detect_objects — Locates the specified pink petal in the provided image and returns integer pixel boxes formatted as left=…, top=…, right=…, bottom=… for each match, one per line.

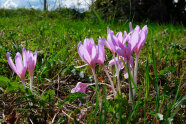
left=84, top=38, right=93, bottom=54
left=22, top=48, right=27, bottom=68
left=109, top=57, right=120, bottom=65
left=107, top=34, right=117, bottom=52
left=77, top=42, right=84, bottom=60
left=27, top=55, right=35, bottom=76
left=142, top=25, right=148, bottom=34
left=129, top=22, right=133, bottom=32
left=116, top=32, right=123, bottom=42
left=134, top=25, right=140, bottom=31
left=107, top=27, right=114, bottom=35
left=89, top=38, right=95, bottom=45
left=134, top=26, right=148, bottom=54
left=97, top=41, right=105, bottom=65
left=129, top=30, right=139, bottom=52
left=91, top=45, right=98, bottom=64
left=15, top=52, right=26, bottom=81
left=123, top=31, right=128, bottom=43
left=7, top=52, right=17, bottom=73
left=115, top=46, right=126, bottom=57
left=15, top=52, right=24, bottom=75
left=98, top=37, right=106, bottom=46
left=33, top=50, right=37, bottom=66
left=82, top=46, right=91, bottom=65
left=71, top=82, right=88, bottom=94
left=78, top=42, right=89, bottom=64
left=100, top=37, right=114, bottom=53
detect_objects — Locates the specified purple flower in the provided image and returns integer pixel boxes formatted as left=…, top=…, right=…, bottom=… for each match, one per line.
left=114, top=29, right=140, bottom=60
left=71, top=82, right=89, bottom=94
left=134, top=25, right=148, bottom=55
left=100, top=27, right=138, bottom=61
left=25, top=49, right=37, bottom=77
left=78, top=38, right=99, bottom=68
left=7, top=49, right=27, bottom=82
left=128, top=22, right=148, bottom=55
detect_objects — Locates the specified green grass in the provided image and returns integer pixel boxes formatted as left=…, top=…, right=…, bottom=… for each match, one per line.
left=0, top=9, right=185, bottom=123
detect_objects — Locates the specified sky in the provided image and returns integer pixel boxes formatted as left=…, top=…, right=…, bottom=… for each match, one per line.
left=0, top=0, right=92, bottom=11
left=0, top=0, right=180, bottom=11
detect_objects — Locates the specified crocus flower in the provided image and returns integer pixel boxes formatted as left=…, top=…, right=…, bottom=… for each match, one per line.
left=131, top=24, right=148, bottom=98
left=25, top=49, right=37, bottom=77
left=104, top=26, right=139, bottom=101
left=24, top=48, right=37, bottom=90
left=78, top=38, right=99, bottom=91
left=77, top=38, right=99, bottom=69
left=7, top=49, right=27, bottom=88
left=71, top=82, right=89, bottom=94
left=134, top=25, right=148, bottom=55
left=101, top=28, right=128, bottom=94
left=114, top=28, right=140, bottom=60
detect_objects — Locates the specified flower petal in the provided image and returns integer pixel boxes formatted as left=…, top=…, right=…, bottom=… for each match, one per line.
left=15, top=52, right=24, bottom=75
left=97, top=40, right=105, bottom=65
left=7, top=52, right=17, bottom=73
left=71, top=82, right=88, bottom=94
left=91, top=45, right=98, bottom=63
left=109, top=56, right=120, bottom=65
left=142, top=25, right=148, bottom=34
left=116, top=32, right=123, bottom=42
left=22, top=48, right=27, bottom=68
left=115, top=46, right=126, bottom=57
left=33, top=50, right=37, bottom=66
left=82, top=46, right=91, bottom=64
left=107, top=27, right=114, bottom=35
left=129, top=30, right=140, bottom=52
left=78, top=42, right=88, bottom=64
left=129, top=22, right=133, bottom=32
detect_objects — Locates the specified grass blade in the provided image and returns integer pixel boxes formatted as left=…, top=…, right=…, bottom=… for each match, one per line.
left=144, top=55, right=149, bottom=123
left=151, top=45, right=160, bottom=113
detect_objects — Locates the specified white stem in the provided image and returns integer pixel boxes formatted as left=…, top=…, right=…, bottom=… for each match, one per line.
left=113, top=53, right=121, bottom=94
left=22, top=79, right=26, bottom=89
left=30, top=76, right=33, bottom=91
left=134, top=54, right=139, bottom=97
left=102, top=66, right=117, bottom=96
left=91, top=67, right=98, bottom=92
left=128, top=60, right=133, bottom=104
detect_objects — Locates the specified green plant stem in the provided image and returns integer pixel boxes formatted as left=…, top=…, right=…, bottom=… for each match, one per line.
left=102, top=66, right=117, bottom=96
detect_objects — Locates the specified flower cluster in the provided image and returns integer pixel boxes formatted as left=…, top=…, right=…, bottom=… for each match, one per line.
left=72, top=22, right=148, bottom=102
left=7, top=48, right=37, bottom=90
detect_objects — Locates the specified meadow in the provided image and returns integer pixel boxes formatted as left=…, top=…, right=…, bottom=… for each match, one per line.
left=0, top=9, right=185, bottom=123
